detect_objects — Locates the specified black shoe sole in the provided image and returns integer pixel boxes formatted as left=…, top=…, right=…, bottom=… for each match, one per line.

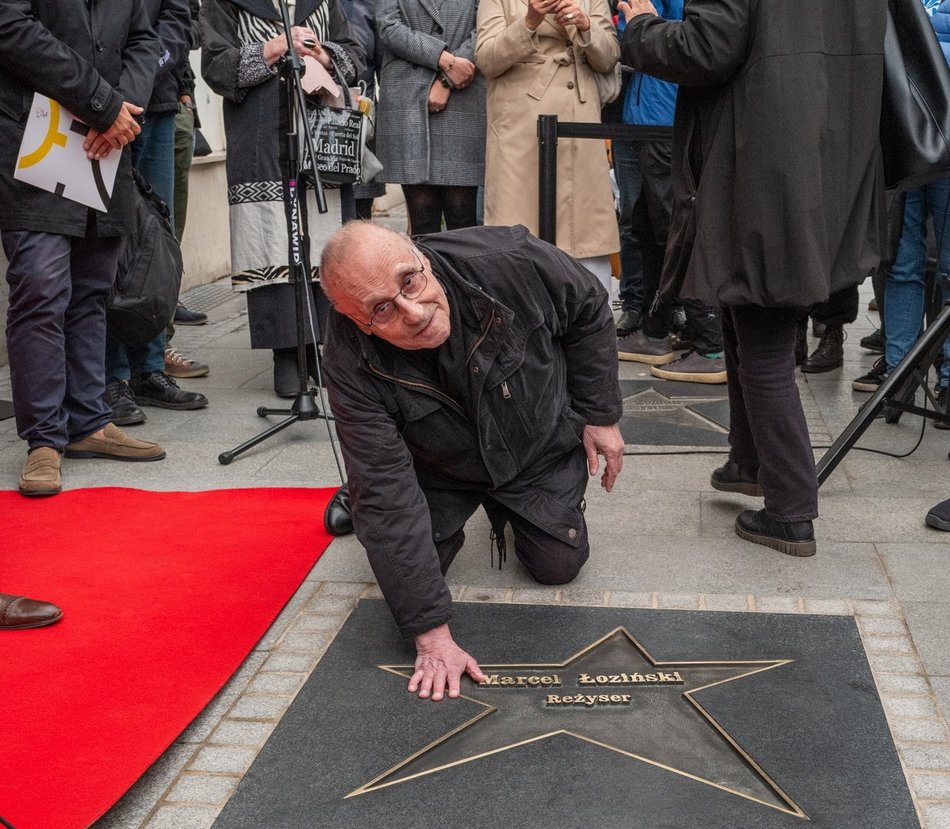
left=711, top=476, right=764, bottom=497
left=800, top=361, right=843, bottom=374
left=925, top=513, right=950, bottom=531
left=110, top=410, right=146, bottom=426
left=735, top=518, right=816, bottom=557
left=135, top=397, right=207, bottom=410
left=173, top=318, right=208, bottom=326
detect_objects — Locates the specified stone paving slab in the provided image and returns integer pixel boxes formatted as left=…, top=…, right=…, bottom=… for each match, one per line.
left=95, top=586, right=950, bottom=828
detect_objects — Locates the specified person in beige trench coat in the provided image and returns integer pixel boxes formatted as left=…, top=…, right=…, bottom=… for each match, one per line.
left=476, top=0, right=620, bottom=289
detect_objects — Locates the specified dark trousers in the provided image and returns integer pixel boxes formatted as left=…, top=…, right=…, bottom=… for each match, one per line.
left=435, top=497, right=589, bottom=585
left=810, top=284, right=859, bottom=327
left=722, top=305, right=818, bottom=521
left=429, top=448, right=590, bottom=585
left=612, top=138, right=643, bottom=313
left=635, top=139, right=722, bottom=353
left=3, top=225, right=119, bottom=450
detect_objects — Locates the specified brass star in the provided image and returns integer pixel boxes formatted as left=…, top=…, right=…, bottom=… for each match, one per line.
left=348, top=627, right=806, bottom=819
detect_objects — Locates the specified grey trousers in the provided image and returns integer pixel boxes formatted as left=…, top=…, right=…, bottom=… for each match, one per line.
left=2, top=225, right=119, bottom=450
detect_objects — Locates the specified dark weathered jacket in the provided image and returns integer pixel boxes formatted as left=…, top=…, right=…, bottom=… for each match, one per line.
left=141, top=0, right=193, bottom=114
left=323, top=225, right=623, bottom=637
left=0, top=0, right=159, bottom=236
left=623, top=0, right=887, bottom=308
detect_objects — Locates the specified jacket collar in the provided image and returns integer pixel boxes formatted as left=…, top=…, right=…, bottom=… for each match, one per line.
left=226, top=0, right=323, bottom=22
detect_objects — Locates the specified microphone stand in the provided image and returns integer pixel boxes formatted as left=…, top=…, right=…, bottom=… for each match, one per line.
left=219, top=0, right=342, bottom=476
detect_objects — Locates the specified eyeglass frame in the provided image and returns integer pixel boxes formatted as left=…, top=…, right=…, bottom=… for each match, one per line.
left=359, top=246, right=430, bottom=330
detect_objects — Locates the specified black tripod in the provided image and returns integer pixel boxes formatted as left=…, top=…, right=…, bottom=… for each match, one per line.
left=816, top=300, right=950, bottom=485
left=219, top=3, right=340, bottom=470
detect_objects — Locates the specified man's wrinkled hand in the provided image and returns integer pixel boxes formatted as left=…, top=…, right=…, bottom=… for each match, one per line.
left=409, top=623, right=485, bottom=701
left=582, top=423, right=624, bottom=492
left=617, top=0, right=658, bottom=23
left=84, top=101, right=143, bottom=160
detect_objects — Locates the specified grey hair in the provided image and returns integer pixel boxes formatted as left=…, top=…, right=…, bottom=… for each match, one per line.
left=320, top=220, right=410, bottom=306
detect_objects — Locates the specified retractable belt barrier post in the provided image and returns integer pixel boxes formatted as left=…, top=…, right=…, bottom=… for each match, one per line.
left=536, top=114, right=672, bottom=244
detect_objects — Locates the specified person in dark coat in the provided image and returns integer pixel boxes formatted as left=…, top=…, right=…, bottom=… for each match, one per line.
left=104, top=0, right=209, bottom=424
left=320, top=221, right=624, bottom=701
left=200, top=0, right=365, bottom=397
left=618, top=0, right=887, bottom=556
left=0, top=0, right=166, bottom=496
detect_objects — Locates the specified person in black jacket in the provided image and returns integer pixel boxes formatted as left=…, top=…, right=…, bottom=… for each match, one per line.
left=619, top=0, right=886, bottom=557
left=321, top=221, right=624, bottom=702
left=0, top=0, right=165, bottom=496
left=103, top=0, right=209, bottom=424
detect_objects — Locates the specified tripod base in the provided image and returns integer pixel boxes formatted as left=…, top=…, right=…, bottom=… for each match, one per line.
left=816, top=302, right=950, bottom=486
left=218, top=389, right=333, bottom=465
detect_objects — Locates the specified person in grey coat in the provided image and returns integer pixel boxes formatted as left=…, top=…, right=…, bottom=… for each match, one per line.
left=619, top=0, right=887, bottom=556
left=321, top=221, right=624, bottom=701
left=375, top=0, right=486, bottom=233
left=0, top=0, right=166, bottom=496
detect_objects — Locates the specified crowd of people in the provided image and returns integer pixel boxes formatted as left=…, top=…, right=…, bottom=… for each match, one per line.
left=2, top=0, right=949, bottom=656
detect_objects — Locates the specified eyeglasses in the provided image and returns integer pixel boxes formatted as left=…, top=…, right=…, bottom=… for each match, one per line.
left=365, top=248, right=429, bottom=329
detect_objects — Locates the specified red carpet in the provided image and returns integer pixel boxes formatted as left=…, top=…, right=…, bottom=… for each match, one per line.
left=0, top=487, right=336, bottom=829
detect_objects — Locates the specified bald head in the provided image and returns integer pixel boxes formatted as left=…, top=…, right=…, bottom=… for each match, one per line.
left=320, top=220, right=410, bottom=307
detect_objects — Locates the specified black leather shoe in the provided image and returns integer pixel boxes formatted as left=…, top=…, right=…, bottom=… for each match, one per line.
left=710, top=461, right=763, bottom=497
left=801, top=325, right=844, bottom=373
left=735, top=509, right=816, bottom=557
left=324, top=483, right=353, bottom=536
left=104, top=379, right=146, bottom=426
left=616, top=309, right=642, bottom=337
left=174, top=303, right=208, bottom=325
left=132, top=372, right=208, bottom=410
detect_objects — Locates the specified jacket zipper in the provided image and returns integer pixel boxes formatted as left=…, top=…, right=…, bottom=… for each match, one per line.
left=367, top=364, right=468, bottom=419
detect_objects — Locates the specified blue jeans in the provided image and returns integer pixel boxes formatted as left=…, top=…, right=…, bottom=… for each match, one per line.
left=105, top=113, right=177, bottom=380
left=612, top=139, right=643, bottom=312
left=884, top=177, right=950, bottom=387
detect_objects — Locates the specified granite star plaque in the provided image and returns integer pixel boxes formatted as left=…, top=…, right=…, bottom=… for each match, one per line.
left=213, top=602, right=919, bottom=828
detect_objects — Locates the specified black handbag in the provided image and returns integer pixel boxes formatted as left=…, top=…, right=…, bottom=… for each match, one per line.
left=880, top=0, right=950, bottom=191
left=107, top=171, right=183, bottom=345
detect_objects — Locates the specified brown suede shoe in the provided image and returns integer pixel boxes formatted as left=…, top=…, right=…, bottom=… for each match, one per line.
left=64, top=422, right=165, bottom=462
left=18, top=446, right=62, bottom=496
left=0, top=592, right=62, bottom=629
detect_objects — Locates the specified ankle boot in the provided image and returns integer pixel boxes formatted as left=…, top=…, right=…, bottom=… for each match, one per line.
left=801, top=325, right=844, bottom=373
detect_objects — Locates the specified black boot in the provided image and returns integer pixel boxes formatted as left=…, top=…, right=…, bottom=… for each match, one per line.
left=801, top=325, right=844, bottom=373
left=735, top=509, right=816, bottom=557
left=710, top=461, right=763, bottom=497
left=324, top=483, right=353, bottom=536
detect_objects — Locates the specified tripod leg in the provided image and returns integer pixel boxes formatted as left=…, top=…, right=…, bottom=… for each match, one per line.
left=218, top=413, right=301, bottom=464
left=817, top=302, right=950, bottom=485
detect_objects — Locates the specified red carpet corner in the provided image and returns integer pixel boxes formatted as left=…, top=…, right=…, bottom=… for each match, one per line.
left=0, top=487, right=337, bottom=829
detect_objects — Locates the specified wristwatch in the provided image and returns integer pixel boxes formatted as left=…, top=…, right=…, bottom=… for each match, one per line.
left=438, top=72, right=454, bottom=90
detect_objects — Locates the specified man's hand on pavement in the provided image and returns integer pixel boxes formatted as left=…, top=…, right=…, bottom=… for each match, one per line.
left=583, top=423, right=624, bottom=492
left=410, top=623, right=485, bottom=700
